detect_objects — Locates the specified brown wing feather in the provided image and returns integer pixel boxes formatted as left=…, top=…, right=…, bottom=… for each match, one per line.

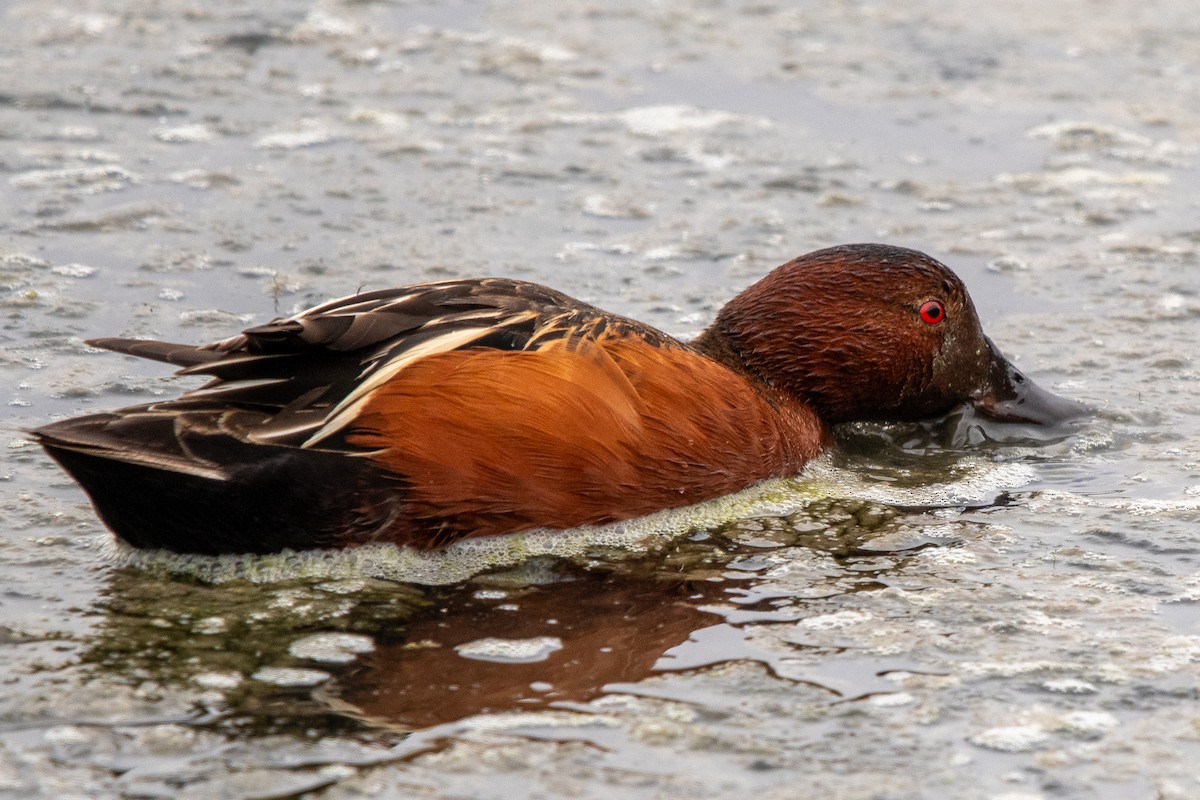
left=80, top=279, right=636, bottom=451
left=345, top=335, right=824, bottom=546
left=86, top=338, right=223, bottom=368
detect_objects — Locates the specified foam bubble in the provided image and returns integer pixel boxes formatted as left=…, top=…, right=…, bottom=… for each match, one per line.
left=250, top=667, right=331, bottom=687
left=192, top=671, right=244, bottom=690
left=968, top=724, right=1050, bottom=753
left=106, top=454, right=1037, bottom=586
left=455, top=636, right=563, bottom=663
left=288, top=633, right=375, bottom=664
left=802, top=458, right=1037, bottom=507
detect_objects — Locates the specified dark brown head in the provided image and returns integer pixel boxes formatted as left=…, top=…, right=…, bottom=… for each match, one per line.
left=693, top=244, right=1082, bottom=426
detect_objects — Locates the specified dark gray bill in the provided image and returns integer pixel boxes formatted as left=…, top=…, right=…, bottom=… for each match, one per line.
left=971, top=338, right=1088, bottom=426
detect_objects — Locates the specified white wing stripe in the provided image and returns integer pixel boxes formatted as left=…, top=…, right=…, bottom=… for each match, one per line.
left=179, top=377, right=290, bottom=399
left=302, top=326, right=493, bottom=447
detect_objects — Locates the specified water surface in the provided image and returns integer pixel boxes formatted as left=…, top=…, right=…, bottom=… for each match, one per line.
left=2, top=2, right=1199, bottom=798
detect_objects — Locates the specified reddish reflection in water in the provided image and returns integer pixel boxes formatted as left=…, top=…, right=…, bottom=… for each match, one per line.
left=338, top=573, right=734, bottom=729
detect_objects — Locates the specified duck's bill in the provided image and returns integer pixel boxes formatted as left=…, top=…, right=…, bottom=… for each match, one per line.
left=971, top=338, right=1088, bottom=426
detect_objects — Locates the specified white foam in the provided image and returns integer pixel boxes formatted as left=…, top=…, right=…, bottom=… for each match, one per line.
left=802, top=458, right=1037, bottom=507
left=455, top=636, right=563, bottom=663
left=105, top=455, right=1037, bottom=586
left=968, top=724, right=1049, bottom=753
left=250, top=667, right=331, bottom=687
left=288, top=633, right=375, bottom=664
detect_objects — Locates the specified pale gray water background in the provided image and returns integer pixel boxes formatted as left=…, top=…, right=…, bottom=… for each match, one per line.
left=2, top=1, right=1199, bottom=798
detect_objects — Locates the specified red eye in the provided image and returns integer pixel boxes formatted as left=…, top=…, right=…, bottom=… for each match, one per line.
left=919, top=300, right=945, bottom=325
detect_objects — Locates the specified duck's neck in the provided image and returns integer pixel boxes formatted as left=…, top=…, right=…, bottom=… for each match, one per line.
left=691, top=322, right=777, bottom=396
left=692, top=321, right=833, bottom=456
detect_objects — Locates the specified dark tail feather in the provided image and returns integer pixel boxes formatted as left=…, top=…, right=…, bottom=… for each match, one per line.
left=86, top=337, right=223, bottom=368
left=32, top=413, right=399, bottom=555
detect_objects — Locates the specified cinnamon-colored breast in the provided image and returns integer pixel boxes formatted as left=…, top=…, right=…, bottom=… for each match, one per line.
left=345, top=335, right=824, bottom=547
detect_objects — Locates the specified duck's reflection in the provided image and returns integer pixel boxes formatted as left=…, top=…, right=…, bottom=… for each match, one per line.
left=338, top=571, right=733, bottom=729
left=88, top=560, right=777, bottom=731
left=90, top=502, right=947, bottom=733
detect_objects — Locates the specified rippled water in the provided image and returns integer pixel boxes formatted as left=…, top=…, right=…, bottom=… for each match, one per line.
left=2, top=2, right=1199, bottom=798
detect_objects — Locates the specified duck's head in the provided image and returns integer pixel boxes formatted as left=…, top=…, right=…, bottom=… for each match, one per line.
left=695, top=243, right=1083, bottom=426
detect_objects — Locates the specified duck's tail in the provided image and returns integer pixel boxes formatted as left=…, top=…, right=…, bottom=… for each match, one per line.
left=32, top=410, right=400, bottom=555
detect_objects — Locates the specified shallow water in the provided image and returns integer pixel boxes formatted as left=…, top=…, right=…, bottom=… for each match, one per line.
left=2, top=1, right=1199, bottom=798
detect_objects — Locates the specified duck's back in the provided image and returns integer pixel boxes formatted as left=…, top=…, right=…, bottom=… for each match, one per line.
left=34, top=279, right=822, bottom=553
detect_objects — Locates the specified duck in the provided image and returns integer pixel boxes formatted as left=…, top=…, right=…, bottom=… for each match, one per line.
left=33, top=244, right=1082, bottom=555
